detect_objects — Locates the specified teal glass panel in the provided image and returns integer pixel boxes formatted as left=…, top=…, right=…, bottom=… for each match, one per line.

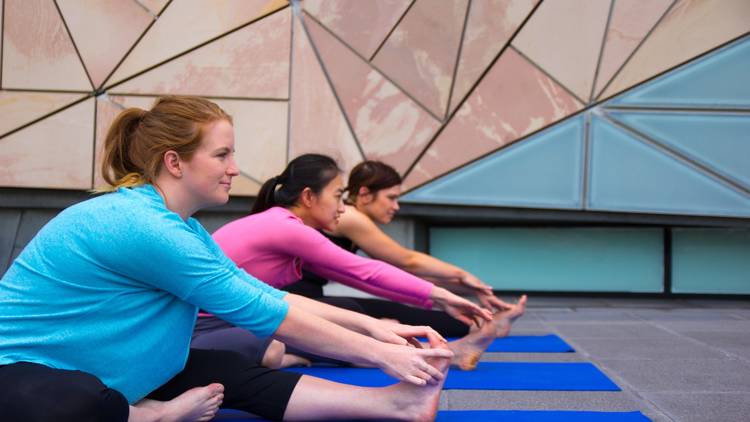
left=430, top=227, right=663, bottom=293
left=672, top=229, right=750, bottom=294
left=402, top=116, right=584, bottom=209
left=588, top=115, right=750, bottom=217
left=609, top=112, right=750, bottom=189
left=610, top=36, right=750, bottom=108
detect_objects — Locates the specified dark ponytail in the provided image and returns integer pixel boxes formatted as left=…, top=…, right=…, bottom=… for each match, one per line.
left=346, top=160, right=402, bottom=203
left=252, top=154, right=341, bottom=214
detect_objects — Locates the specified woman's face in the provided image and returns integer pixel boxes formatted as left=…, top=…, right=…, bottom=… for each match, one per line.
left=180, top=119, right=239, bottom=210
left=359, top=185, right=401, bottom=224
left=308, top=174, right=346, bottom=231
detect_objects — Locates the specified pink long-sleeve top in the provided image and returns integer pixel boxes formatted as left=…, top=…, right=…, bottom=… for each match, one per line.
left=212, top=207, right=434, bottom=309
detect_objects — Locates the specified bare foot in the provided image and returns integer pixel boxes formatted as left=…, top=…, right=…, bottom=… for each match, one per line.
left=132, top=383, right=224, bottom=422
left=448, top=295, right=528, bottom=370
left=280, top=353, right=312, bottom=368
left=389, top=335, right=450, bottom=421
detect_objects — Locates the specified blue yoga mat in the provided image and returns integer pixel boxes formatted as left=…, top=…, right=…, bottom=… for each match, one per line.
left=286, top=362, right=620, bottom=391
left=435, top=410, right=651, bottom=421
left=214, top=409, right=650, bottom=421
left=415, top=334, right=574, bottom=353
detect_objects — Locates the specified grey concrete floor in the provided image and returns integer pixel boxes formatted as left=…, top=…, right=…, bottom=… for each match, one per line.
left=450, top=296, right=750, bottom=422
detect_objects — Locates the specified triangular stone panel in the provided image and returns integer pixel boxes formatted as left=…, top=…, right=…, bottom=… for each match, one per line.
left=2, top=0, right=91, bottom=91
left=111, top=8, right=291, bottom=99
left=372, top=0, right=468, bottom=118
left=588, top=115, right=750, bottom=217
left=57, top=0, right=155, bottom=88
left=449, top=0, right=539, bottom=114
left=0, top=98, right=95, bottom=189
left=512, top=0, right=610, bottom=103
left=1, top=91, right=85, bottom=138
left=609, top=112, right=750, bottom=190
left=231, top=174, right=262, bottom=196
left=304, top=14, right=440, bottom=175
left=303, top=0, right=411, bottom=60
left=592, top=0, right=672, bottom=100
left=402, top=115, right=584, bottom=209
left=404, top=48, right=582, bottom=192
left=288, top=17, right=363, bottom=174
left=609, top=36, right=750, bottom=108
left=107, top=0, right=288, bottom=87
left=602, top=0, right=750, bottom=100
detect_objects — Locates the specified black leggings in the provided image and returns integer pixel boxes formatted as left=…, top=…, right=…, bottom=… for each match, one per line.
left=0, top=349, right=301, bottom=422
left=283, top=279, right=470, bottom=337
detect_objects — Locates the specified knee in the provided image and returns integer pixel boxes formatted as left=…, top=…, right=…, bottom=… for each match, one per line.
left=261, top=340, right=286, bottom=369
left=62, top=372, right=129, bottom=422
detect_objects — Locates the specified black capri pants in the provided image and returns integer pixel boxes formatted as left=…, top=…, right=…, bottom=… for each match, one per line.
left=0, top=348, right=302, bottom=422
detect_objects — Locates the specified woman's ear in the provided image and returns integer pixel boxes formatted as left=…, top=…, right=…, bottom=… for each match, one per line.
left=163, top=150, right=183, bottom=178
left=358, top=186, right=373, bottom=204
left=299, top=187, right=315, bottom=208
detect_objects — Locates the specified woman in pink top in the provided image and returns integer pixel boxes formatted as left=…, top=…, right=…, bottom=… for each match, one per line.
left=201, top=154, right=524, bottom=370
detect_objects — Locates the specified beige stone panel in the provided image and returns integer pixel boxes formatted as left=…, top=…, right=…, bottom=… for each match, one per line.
left=111, top=9, right=290, bottom=99
left=139, top=0, right=170, bottom=15
left=289, top=18, right=363, bottom=174
left=230, top=174, right=261, bottom=196
left=107, top=0, right=288, bottom=86
left=2, top=0, right=91, bottom=91
left=403, top=48, right=582, bottom=191
left=57, top=0, right=155, bottom=89
left=0, top=98, right=95, bottom=189
left=372, top=0, right=468, bottom=117
left=602, top=0, right=750, bottom=100
left=93, top=95, right=156, bottom=189
left=0, top=91, right=84, bottom=137
left=450, top=0, right=539, bottom=114
left=305, top=15, right=440, bottom=175
left=592, top=0, right=671, bottom=99
left=513, top=0, right=610, bottom=102
left=303, top=0, right=411, bottom=59
left=213, top=99, right=288, bottom=184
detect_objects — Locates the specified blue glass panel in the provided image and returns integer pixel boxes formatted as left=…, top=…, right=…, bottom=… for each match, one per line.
left=402, top=116, right=584, bottom=209
left=588, top=115, right=750, bottom=217
left=430, top=227, right=663, bottom=293
left=609, top=112, right=750, bottom=189
left=672, top=229, right=750, bottom=294
left=610, top=36, right=750, bottom=108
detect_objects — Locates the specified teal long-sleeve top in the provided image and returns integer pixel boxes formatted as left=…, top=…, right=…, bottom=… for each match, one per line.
left=0, top=185, right=289, bottom=403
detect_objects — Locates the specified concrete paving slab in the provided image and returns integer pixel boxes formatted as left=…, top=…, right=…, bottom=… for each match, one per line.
left=632, top=309, right=745, bottom=322
left=550, top=323, right=672, bottom=339
left=599, top=358, right=750, bottom=393
left=569, top=337, right=727, bottom=360
left=648, top=320, right=750, bottom=333
left=536, top=309, right=641, bottom=323
left=678, top=331, right=750, bottom=360
left=644, top=392, right=750, bottom=422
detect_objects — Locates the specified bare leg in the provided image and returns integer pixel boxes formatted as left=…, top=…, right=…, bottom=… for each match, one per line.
left=283, top=340, right=450, bottom=421
left=127, top=384, right=224, bottom=422
left=449, top=295, right=527, bottom=370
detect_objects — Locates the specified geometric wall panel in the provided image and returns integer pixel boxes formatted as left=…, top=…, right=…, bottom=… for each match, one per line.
left=288, top=18, right=363, bottom=173
left=304, top=14, right=440, bottom=175
left=106, top=0, right=288, bottom=87
left=449, top=0, right=539, bottom=114
left=372, top=0, right=468, bottom=118
left=404, top=47, right=583, bottom=191
left=138, top=0, right=170, bottom=15
left=110, top=8, right=291, bottom=99
left=303, top=0, right=411, bottom=60
left=608, top=112, right=750, bottom=190
left=610, top=35, right=750, bottom=108
left=0, top=98, right=95, bottom=189
left=2, top=0, right=91, bottom=91
left=512, top=0, right=611, bottom=103
left=402, top=115, right=584, bottom=210
left=57, top=0, right=155, bottom=89
left=588, top=114, right=750, bottom=218
left=601, top=0, right=750, bottom=101
left=230, top=174, right=262, bottom=196
left=0, top=91, right=84, bottom=137
left=592, top=0, right=672, bottom=100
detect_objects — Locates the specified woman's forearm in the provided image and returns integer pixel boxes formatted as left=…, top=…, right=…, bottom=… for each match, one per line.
left=284, top=293, right=379, bottom=336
